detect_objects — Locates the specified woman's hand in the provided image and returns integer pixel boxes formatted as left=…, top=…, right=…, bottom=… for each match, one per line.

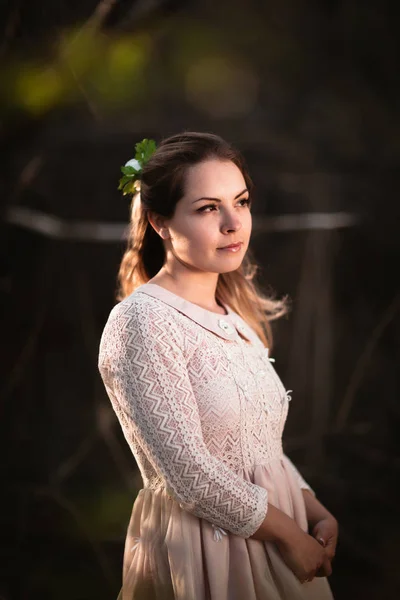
left=301, top=489, right=339, bottom=578
left=276, top=529, right=332, bottom=584
left=312, top=515, right=338, bottom=574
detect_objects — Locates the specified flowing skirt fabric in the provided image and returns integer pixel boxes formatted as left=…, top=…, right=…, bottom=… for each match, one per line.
left=118, top=456, right=334, bottom=600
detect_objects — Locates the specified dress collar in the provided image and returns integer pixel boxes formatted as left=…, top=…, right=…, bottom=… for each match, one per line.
left=133, top=282, right=251, bottom=342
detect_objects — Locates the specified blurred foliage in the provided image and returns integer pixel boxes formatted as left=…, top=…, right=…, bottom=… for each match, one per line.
left=2, top=28, right=152, bottom=115
left=0, top=0, right=398, bottom=165
left=185, top=56, right=259, bottom=118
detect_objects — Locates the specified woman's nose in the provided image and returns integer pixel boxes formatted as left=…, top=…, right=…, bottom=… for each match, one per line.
left=221, top=211, right=242, bottom=233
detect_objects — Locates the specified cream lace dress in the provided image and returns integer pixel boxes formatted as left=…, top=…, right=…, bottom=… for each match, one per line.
left=98, top=283, right=334, bottom=600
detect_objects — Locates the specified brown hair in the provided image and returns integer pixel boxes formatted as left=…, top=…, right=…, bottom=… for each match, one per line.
left=117, top=131, right=288, bottom=348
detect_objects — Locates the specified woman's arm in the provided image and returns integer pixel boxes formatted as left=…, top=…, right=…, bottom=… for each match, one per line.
left=281, top=455, right=338, bottom=572
left=302, top=490, right=338, bottom=564
left=302, top=489, right=334, bottom=527
left=282, top=453, right=316, bottom=496
left=250, top=502, right=332, bottom=583
left=281, top=453, right=335, bottom=530
left=98, top=299, right=268, bottom=539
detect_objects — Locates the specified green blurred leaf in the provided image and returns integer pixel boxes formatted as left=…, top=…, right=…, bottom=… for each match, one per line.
left=134, top=138, right=156, bottom=165
left=88, top=35, right=151, bottom=109
left=122, top=181, right=135, bottom=195
left=120, top=166, right=138, bottom=176
left=58, top=27, right=102, bottom=78
left=13, top=65, right=67, bottom=115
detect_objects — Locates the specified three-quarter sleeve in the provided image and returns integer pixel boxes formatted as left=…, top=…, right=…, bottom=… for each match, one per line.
left=282, top=453, right=316, bottom=497
left=98, top=300, right=268, bottom=538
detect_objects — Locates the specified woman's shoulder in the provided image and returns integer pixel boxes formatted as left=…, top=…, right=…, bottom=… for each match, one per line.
left=98, top=291, right=186, bottom=368
left=102, top=289, right=184, bottom=339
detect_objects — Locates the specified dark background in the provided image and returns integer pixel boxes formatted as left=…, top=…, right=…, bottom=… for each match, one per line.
left=1, top=1, right=399, bottom=598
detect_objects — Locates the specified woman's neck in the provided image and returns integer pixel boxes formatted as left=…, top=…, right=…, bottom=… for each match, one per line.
left=148, top=271, right=225, bottom=314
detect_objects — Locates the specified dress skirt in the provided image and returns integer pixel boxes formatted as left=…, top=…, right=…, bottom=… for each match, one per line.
left=118, top=455, right=334, bottom=600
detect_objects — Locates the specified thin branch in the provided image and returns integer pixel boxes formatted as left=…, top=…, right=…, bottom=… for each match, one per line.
left=35, top=486, right=117, bottom=590
left=5, top=206, right=358, bottom=241
left=334, top=294, right=400, bottom=432
left=50, top=432, right=99, bottom=485
left=86, top=0, right=120, bottom=31
left=75, top=271, right=137, bottom=492
left=0, top=1, right=21, bottom=57
left=6, top=156, right=44, bottom=209
left=0, top=252, right=52, bottom=414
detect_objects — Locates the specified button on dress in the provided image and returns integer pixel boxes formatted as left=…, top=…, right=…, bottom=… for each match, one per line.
left=98, top=283, right=334, bottom=600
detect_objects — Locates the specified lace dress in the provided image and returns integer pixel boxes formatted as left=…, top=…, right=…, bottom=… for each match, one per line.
left=98, top=283, right=334, bottom=600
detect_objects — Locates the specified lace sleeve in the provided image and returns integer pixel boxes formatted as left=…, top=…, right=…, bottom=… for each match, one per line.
left=98, top=300, right=268, bottom=538
left=282, top=454, right=316, bottom=497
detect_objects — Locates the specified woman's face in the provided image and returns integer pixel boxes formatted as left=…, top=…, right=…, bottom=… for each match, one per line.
left=162, top=159, right=252, bottom=274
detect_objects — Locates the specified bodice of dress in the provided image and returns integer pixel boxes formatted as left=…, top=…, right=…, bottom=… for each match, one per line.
left=98, top=283, right=312, bottom=539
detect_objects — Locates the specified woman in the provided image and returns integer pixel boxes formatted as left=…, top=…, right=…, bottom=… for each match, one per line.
left=98, top=132, right=338, bottom=599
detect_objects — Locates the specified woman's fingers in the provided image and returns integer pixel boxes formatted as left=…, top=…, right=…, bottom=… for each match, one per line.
left=324, top=539, right=336, bottom=562
left=315, top=556, right=332, bottom=578
left=322, top=556, right=332, bottom=577
left=303, top=571, right=316, bottom=583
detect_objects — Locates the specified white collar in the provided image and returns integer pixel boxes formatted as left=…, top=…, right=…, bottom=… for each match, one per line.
left=133, top=282, right=251, bottom=342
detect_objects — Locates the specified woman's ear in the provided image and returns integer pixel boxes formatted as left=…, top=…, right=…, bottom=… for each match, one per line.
left=147, top=211, right=170, bottom=239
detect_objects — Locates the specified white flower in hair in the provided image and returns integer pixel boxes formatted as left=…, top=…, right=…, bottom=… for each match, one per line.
left=125, top=158, right=141, bottom=171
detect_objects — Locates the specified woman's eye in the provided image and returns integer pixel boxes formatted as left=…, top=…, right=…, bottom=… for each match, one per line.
left=197, top=204, right=217, bottom=212
left=197, top=198, right=251, bottom=212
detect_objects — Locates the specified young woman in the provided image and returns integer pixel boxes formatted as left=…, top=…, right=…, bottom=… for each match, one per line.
left=98, top=132, right=338, bottom=599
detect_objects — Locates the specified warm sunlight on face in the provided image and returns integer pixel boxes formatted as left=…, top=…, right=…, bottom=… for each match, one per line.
left=164, top=159, right=252, bottom=274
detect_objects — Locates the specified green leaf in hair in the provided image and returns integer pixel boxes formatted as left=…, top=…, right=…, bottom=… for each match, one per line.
left=118, top=138, right=157, bottom=196
left=134, top=139, right=157, bottom=166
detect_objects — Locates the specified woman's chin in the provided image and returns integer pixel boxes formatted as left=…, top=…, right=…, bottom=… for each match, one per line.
left=213, top=257, right=245, bottom=273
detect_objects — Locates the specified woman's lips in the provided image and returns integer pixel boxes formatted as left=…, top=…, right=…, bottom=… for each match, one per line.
left=217, top=242, right=243, bottom=252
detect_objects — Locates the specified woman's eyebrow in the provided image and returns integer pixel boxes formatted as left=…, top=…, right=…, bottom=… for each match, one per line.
left=192, top=187, right=248, bottom=204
